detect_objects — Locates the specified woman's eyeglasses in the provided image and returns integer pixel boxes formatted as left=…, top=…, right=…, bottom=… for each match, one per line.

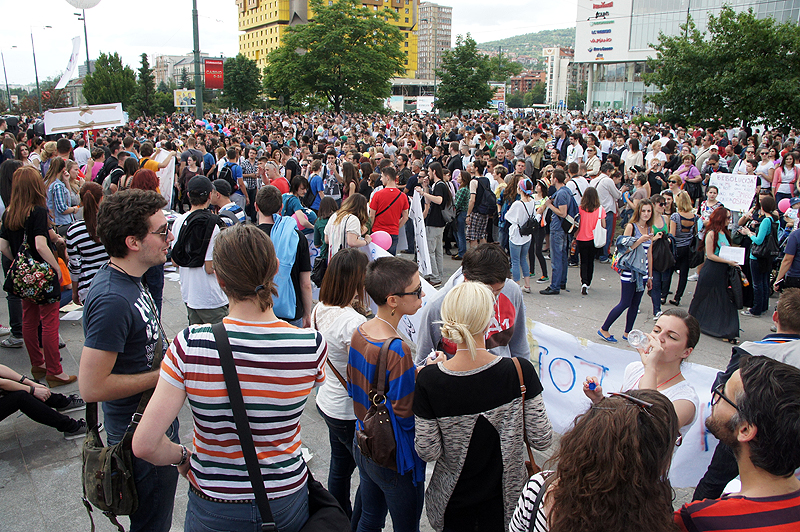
left=392, top=284, right=423, bottom=299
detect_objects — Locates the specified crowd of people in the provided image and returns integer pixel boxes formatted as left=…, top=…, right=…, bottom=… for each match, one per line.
left=0, top=109, right=799, bottom=531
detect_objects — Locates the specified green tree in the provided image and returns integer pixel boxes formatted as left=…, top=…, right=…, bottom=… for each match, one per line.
left=180, top=68, right=188, bottom=89
left=645, top=7, right=800, bottom=128
left=157, top=81, right=169, bottom=94
left=436, top=34, right=494, bottom=114
left=154, top=91, right=176, bottom=115
left=83, top=52, right=137, bottom=109
left=487, top=55, right=523, bottom=82
left=568, top=81, right=587, bottom=111
left=263, top=0, right=404, bottom=113
left=506, top=92, right=524, bottom=109
left=135, top=53, right=157, bottom=117
left=524, top=83, right=546, bottom=106
left=223, top=54, right=262, bottom=110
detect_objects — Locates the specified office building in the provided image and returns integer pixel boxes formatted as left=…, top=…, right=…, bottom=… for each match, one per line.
left=574, top=0, right=800, bottom=111
left=236, top=0, right=419, bottom=78
left=508, top=70, right=546, bottom=95
left=417, top=2, right=451, bottom=81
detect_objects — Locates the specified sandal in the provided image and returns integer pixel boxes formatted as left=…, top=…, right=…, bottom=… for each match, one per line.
left=722, top=338, right=739, bottom=345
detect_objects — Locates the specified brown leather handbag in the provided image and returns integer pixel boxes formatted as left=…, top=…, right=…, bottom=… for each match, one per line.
left=513, top=357, right=542, bottom=477
left=355, top=337, right=399, bottom=471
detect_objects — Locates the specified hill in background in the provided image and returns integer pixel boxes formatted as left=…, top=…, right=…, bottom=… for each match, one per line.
left=477, top=27, right=576, bottom=70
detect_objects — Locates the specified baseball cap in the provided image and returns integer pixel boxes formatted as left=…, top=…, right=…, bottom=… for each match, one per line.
left=790, top=197, right=800, bottom=208
left=187, top=175, right=214, bottom=196
left=212, top=179, right=232, bottom=197
left=710, top=145, right=719, bottom=151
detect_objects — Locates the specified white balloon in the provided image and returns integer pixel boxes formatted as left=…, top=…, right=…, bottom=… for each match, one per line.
left=65, top=0, right=102, bottom=9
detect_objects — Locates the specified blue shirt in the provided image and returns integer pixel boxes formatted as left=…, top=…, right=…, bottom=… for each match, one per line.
left=203, top=152, right=215, bottom=174
left=784, top=230, right=800, bottom=277
left=549, top=186, right=572, bottom=234
left=309, top=173, right=324, bottom=211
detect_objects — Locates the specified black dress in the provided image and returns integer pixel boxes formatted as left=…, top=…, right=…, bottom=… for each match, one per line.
left=688, top=234, right=739, bottom=340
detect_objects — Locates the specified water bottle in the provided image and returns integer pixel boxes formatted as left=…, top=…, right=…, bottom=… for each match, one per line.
left=627, top=329, right=650, bottom=350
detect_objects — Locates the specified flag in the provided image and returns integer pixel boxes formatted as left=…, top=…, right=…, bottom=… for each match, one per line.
left=55, top=37, right=82, bottom=90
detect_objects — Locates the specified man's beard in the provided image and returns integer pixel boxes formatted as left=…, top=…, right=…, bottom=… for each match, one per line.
left=706, top=414, right=740, bottom=452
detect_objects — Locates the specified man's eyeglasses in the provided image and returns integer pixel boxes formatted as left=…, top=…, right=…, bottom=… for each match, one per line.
left=711, top=382, right=740, bottom=411
left=392, top=284, right=423, bottom=299
left=150, top=225, right=170, bottom=241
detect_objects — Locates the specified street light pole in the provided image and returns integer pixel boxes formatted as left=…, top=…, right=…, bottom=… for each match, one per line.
left=75, top=10, right=91, bottom=75
left=1, top=50, right=12, bottom=112
left=192, top=0, right=204, bottom=119
left=31, top=32, right=42, bottom=115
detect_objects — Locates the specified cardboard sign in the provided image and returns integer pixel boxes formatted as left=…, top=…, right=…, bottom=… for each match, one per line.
left=709, top=172, right=758, bottom=213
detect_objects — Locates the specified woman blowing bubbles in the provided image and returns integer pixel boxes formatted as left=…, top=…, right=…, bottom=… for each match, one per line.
left=585, top=308, right=700, bottom=437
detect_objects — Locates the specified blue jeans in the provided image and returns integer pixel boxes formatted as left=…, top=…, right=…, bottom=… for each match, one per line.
left=404, top=219, right=416, bottom=255
left=143, top=264, right=164, bottom=316
left=599, top=210, right=615, bottom=261
left=499, top=224, right=509, bottom=253
left=354, top=446, right=424, bottom=532
left=456, top=211, right=467, bottom=257
left=185, top=482, right=309, bottom=532
left=549, top=229, right=568, bottom=291
left=316, top=406, right=361, bottom=527
left=602, top=280, right=645, bottom=334
left=108, top=419, right=180, bottom=532
left=651, top=269, right=670, bottom=314
left=388, top=234, right=398, bottom=256
left=510, top=241, right=531, bottom=282
left=749, top=257, right=771, bottom=315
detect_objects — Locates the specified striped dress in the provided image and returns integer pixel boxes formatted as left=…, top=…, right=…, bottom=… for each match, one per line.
left=161, top=317, right=327, bottom=501
left=66, top=220, right=110, bottom=304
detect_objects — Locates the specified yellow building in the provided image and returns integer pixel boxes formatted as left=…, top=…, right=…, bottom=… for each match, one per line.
left=236, top=0, right=418, bottom=78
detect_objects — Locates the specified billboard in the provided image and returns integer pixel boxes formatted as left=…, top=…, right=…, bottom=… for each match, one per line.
left=574, top=0, right=634, bottom=63
left=205, top=59, right=224, bottom=90
left=417, top=96, right=434, bottom=114
left=174, top=89, right=196, bottom=108
left=490, top=82, right=506, bottom=109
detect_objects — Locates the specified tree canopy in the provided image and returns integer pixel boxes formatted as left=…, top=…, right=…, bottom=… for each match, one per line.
left=133, top=53, right=157, bottom=117
left=263, top=0, right=405, bottom=113
left=487, top=55, right=523, bottom=82
left=644, top=7, right=800, bottom=128
left=82, top=52, right=137, bottom=109
left=435, top=34, right=494, bottom=114
left=222, top=54, right=262, bottom=111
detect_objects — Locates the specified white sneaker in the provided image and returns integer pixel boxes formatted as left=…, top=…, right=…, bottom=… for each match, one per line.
left=688, top=273, right=699, bottom=282
left=581, top=284, right=589, bottom=295
left=0, top=326, right=10, bottom=337
left=1, top=335, right=24, bottom=348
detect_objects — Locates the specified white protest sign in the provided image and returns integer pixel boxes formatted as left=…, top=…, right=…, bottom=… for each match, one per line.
left=410, top=191, right=431, bottom=276
left=155, top=149, right=176, bottom=209
left=709, top=172, right=758, bottom=213
left=527, top=320, right=719, bottom=488
left=44, top=103, right=125, bottom=134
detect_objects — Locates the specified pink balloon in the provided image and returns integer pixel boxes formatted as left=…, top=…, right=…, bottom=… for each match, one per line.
left=371, top=230, right=392, bottom=251
left=195, top=119, right=204, bottom=126
left=779, top=198, right=791, bottom=213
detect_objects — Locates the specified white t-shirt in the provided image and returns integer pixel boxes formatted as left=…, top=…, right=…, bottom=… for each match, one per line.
left=505, top=199, right=535, bottom=246
left=73, top=146, right=91, bottom=167
left=312, top=303, right=367, bottom=420
left=622, top=361, right=699, bottom=437
left=755, top=160, right=774, bottom=188
left=566, top=176, right=589, bottom=204
left=171, top=212, right=229, bottom=310
left=324, top=212, right=362, bottom=259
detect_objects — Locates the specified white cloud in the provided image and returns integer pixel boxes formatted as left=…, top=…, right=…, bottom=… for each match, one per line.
left=1, top=0, right=577, bottom=86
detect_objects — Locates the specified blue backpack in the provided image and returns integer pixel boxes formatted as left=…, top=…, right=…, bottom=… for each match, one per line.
left=270, top=214, right=300, bottom=320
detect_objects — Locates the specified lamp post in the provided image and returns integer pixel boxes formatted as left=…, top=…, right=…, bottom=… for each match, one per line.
left=1, top=46, right=17, bottom=112
left=31, top=26, right=52, bottom=116
left=192, top=0, right=204, bottom=119
left=74, top=11, right=92, bottom=75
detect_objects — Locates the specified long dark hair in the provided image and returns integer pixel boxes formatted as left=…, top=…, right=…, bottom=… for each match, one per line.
left=580, top=186, right=600, bottom=212
left=548, top=389, right=679, bottom=532
left=0, top=159, right=24, bottom=207
left=80, top=182, right=104, bottom=242
left=319, top=248, right=368, bottom=309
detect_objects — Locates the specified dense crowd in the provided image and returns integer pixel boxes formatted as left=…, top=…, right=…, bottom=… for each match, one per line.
left=0, top=108, right=799, bottom=532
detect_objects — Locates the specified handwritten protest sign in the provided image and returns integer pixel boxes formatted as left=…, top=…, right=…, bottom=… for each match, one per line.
left=527, top=320, right=719, bottom=488
left=709, top=172, right=758, bottom=213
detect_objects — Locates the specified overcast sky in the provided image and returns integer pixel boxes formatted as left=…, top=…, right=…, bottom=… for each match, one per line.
left=2, top=0, right=577, bottom=86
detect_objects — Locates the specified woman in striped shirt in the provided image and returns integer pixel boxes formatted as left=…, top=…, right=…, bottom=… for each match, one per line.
left=509, top=390, right=679, bottom=532
left=133, top=224, right=327, bottom=532
left=65, top=182, right=108, bottom=305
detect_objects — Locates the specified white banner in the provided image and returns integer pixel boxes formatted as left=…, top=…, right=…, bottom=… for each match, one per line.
left=55, top=37, right=82, bottom=90
left=410, top=191, right=431, bottom=276
left=709, top=172, right=758, bottom=213
left=44, top=103, right=125, bottom=134
left=417, top=96, right=434, bottom=114
left=527, top=320, right=719, bottom=488
left=155, top=149, right=176, bottom=209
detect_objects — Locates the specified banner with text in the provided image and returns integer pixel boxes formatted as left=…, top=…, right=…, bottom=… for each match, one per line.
left=527, top=320, right=719, bottom=488
left=204, top=59, right=224, bottom=90
left=709, top=172, right=758, bottom=213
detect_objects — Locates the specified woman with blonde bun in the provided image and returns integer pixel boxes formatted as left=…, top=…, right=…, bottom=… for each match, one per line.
left=413, top=281, right=552, bottom=532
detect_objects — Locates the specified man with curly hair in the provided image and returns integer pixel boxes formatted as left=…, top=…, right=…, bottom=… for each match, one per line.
left=78, top=189, right=180, bottom=532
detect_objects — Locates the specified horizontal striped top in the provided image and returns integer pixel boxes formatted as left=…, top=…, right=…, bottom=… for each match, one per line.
left=66, top=220, right=109, bottom=304
left=161, top=317, right=327, bottom=501
left=675, top=488, right=800, bottom=532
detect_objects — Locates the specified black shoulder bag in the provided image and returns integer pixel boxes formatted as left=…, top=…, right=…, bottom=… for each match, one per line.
left=527, top=472, right=556, bottom=532
left=82, top=287, right=165, bottom=532
left=212, top=322, right=350, bottom=532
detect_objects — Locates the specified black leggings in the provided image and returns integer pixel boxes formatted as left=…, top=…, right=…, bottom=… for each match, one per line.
left=0, top=391, right=78, bottom=432
left=528, top=225, right=548, bottom=277
left=667, top=245, right=692, bottom=302
left=577, top=239, right=596, bottom=286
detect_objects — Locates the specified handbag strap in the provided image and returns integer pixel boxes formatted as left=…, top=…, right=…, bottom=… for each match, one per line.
left=512, top=358, right=537, bottom=470
left=527, top=472, right=556, bottom=532
left=311, top=306, right=348, bottom=390
left=212, top=321, right=279, bottom=532
left=374, top=337, right=399, bottom=401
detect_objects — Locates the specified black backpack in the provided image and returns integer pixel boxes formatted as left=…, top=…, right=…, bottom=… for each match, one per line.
left=217, top=163, right=239, bottom=194
left=475, top=176, right=496, bottom=215
left=171, top=210, right=225, bottom=268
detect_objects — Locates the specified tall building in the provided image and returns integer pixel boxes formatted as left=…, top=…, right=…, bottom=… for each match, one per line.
left=508, top=70, right=546, bottom=95
left=236, top=0, right=419, bottom=78
left=543, top=47, right=574, bottom=108
left=417, top=2, right=451, bottom=81
left=573, top=0, right=800, bottom=111
left=153, top=54, right=211, bottom=87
